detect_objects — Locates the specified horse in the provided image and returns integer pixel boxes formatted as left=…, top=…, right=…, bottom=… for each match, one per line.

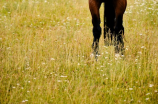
left=89, top=0, right=127, bottom=58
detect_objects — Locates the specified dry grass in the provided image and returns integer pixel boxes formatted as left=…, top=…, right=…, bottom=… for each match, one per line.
left=0, top=0, right=158, bottom=103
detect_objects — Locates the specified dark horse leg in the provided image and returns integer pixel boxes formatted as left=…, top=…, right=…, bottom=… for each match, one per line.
left=104, top=0, right=127, bottom=55
left=89, top=0, right=102, bottom=58
left=113, top=0, right=127, bottom=55
left=114, top=15, right=125, bottom=54
left=104, top=1, right=115, bottom=46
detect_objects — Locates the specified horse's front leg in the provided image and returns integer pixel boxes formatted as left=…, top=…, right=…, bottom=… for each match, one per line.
left=114, top=15, right=125, bottom=55
left=92, top=21, right=101, bottom=57
left=89, top=0, right=102, bottom=58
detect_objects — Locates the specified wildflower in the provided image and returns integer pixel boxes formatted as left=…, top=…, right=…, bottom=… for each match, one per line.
left=105, top=51, right=108, bottom=54
left=141, top=46, right=145, bottom=49
left=60, top=75, right=67, bottom=78
left=90, top=53, right=94, bottom=58
left=50, top=58, right=55, bottom=61
left=155, top=90, right=157, bottom=93
left=129, top=88, right=133, bottom=90
left=105, top=57, right=108, bottom=59
left=22, top=100, right=25, bottom=102
left=12, top=86, right=16, bottom=89
left=64, top=80, right=68, bottom=82
left=138, top=51, right=142, bottom=54
left=145, top=98, right=149, bottom=100
left=104, top=46, right=108, bottom=48
left=7, top=47, right=11, bottom=50
left=67, top=17, right=70, bottom=21
left=149, top=84, right=154, bottom=88
left=146, top=93, right=150, bottom=95
left=57, top=80, right=62, bottom=82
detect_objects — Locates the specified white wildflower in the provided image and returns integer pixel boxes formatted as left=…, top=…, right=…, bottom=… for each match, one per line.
left=145, top=98, right=149, bottom=100
left=22, top=100, right=25, bottom=102
left=60, top=75, right=67, bottom=78
left=50, top=58, right=55, bottom=61
left=141, top=46, right=146, bottom=49
left=149, top=84, right=154, bottom=88
left=57, top=80, right=62, bottom=82
left=146, top=93, right=150, bottom=95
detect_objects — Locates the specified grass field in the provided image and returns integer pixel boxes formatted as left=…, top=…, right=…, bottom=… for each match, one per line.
left=0, top=0, right=158, bottom=103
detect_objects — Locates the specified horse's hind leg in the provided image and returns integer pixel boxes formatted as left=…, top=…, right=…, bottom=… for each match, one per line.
left=114, top=15, right=125, bottom=55
left=114, top=0, right=127, bottom=55
left=104, top=1, right=115, bottom=46
left=89, top=0, right=102, bottom=58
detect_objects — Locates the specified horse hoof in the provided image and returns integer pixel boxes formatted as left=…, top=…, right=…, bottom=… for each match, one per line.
left=90, top=52, right=100, bottom=61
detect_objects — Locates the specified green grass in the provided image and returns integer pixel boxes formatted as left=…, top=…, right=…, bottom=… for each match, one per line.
left=0, top=0, right=158, bottom=103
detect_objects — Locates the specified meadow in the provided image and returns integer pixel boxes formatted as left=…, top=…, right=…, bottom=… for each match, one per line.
left=0, top=0, right=158, bottom=103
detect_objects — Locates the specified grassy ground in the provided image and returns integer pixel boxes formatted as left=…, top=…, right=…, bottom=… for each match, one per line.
left=0, top=0, right=158, bottom=103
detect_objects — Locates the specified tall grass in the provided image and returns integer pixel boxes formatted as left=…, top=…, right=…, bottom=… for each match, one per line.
left=0, top=0, right=158, bottom=103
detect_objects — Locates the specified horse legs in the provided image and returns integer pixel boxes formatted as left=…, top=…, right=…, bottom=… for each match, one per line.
left=113, top=0, right=127, bottom=55
left=114, top=15, right=125, bottom=55
left=89, top=0, right=102, bottom=58
left=104, top=1, right=115, bottom=46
